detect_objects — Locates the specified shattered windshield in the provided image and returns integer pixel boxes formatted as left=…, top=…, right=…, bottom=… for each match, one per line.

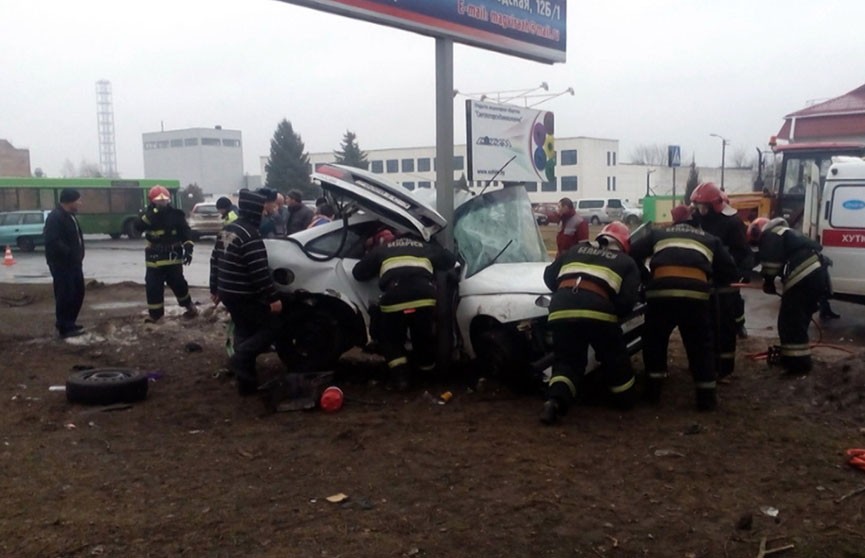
left=454, top=186, right=548, bottom=277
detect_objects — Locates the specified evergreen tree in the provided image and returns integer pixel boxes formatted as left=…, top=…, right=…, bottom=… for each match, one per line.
left=181, top=183, right=204, bottom=213
left=684, top=159, right=700, bottom=204
left=333, top=130, right=368, bottom=170
left=265, top=119, right=314, bottom=197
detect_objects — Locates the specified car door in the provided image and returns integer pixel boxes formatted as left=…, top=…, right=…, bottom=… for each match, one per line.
left=313, top=164, right=447, bottom=241
left=0, top=213, right=23, bottom=245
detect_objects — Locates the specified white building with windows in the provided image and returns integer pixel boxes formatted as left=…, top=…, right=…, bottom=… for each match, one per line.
left=143, top=126, right=244, bottom=194
left=272, top=136, right=754, bottom=204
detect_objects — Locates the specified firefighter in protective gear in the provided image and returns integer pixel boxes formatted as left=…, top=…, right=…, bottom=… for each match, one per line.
left=690, top=182, right=752, bottom=377
left=747, top=217, right=830, bottom=374
left=136, top=185, right=197, bottom=322
left=352, top=231, right=456, bottom=391
left=630, top=219, right=739, bottom=411
left=540, top=221, right=641, bottom=425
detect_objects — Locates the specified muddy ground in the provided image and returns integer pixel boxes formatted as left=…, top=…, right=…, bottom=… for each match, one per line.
left=1, top=281, right=865, bottom=558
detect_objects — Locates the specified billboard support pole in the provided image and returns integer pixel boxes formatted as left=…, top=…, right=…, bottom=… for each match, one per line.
left=435, top=37, right=455, bottom=251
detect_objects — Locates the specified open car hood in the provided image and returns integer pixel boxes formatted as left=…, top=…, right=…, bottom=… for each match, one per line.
left=313, top=164, right=446, bottom=241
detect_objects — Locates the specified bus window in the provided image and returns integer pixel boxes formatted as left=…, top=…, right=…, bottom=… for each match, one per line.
left=0, top=189, right=17, bottom=210
left=78, top=188, right=111, bottom=214
left=110, top=189, right=144, bottom=213
left=39, top=189, right=54, bottom=209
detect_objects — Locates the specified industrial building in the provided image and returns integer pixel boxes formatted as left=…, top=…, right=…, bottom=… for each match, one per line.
left=143, top=126, right=245, bottom=194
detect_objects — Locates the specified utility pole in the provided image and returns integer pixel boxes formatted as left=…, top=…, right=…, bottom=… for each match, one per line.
left=710, top=133, right=730, bottom=190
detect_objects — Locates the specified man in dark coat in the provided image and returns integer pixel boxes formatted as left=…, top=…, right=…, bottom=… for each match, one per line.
left=286, top=189, right=313, bottom=235
left=43, top=188, right=86, bottom=338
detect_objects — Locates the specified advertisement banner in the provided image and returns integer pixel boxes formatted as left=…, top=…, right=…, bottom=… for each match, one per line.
left=466, top=100, right=556, bottom=183
left=279, top=0, right=567, bottom=64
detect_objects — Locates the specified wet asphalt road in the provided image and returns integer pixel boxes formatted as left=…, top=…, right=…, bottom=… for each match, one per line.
left=2, top=236, right=863, bottom=345
left=1, top=236, right=214, bottom=288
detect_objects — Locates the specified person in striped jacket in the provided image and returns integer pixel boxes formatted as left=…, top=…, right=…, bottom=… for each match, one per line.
left=209, top=189, right=284, bottom=396
left=540, top=221, right=642, bottom=425
left=352, top=230, right=456, bottom=392
left=747, top=217, right=831, bottom=375
left=630, top=219, right=739, bottom=411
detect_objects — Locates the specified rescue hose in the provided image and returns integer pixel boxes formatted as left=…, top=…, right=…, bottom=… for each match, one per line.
left=745, top=313, right=856, bottom=361
left=291, top=213, right=351, bottom=263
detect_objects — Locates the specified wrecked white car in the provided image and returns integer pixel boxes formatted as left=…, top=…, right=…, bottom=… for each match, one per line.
left=265, top=164, right=643, bottom=388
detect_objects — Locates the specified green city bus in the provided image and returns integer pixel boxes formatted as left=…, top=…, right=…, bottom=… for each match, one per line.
left=0, top=178, right=181, bottom=239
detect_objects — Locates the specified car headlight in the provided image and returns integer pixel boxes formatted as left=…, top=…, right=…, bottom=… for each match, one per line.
left=272, top=268, right=295, bottom=286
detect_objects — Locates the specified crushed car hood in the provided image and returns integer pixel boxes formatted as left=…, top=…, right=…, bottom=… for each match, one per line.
left=459, top=262, right=550, bottom=297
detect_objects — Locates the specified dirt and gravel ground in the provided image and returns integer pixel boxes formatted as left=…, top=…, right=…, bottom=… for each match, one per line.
left=1, top=278, right=865, bottom=558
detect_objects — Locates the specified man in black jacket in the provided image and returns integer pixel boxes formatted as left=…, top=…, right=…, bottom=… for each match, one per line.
left=43, top=188, right=86, bottom=338
left=286, top=190, right=313, bottom=235
left=210, top=190, right=284, bottom=395
left=136, top=185, right=197, bottom=323
left=352, top=230, right=456, bottom=391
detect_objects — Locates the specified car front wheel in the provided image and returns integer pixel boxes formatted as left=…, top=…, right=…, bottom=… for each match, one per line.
left=287, top=306, right=351, bottom=371
left=17, top=236, right=35, bottom=252
left=123, top=219, right=141, bottom=239
left=473, top=325, right=535, bottom=392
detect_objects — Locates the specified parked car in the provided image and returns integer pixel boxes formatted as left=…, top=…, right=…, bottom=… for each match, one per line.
left=534, top=211, right=549, bottom=226
left=622, top=200, right=644, bottom=227
left=188, top=202, right=223, bottom=239
left=575, top=197, right=642, bottom=226
left=0, top=210, right=50, bottom=252
left=533, top=202, right=561, bottom=224
left=264, top=164, right=644, bottom=389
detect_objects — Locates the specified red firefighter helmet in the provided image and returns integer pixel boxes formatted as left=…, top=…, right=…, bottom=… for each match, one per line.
left=320, top=386, right=344, bottom=412
left=746, top=217, right=770, bottom=245
left=597, top=220, right=630, bottom=252
left=690, top=182, right=725, bottom=212
left=365, top=228, right=395, bottom=250
left=148, top=185, right=171, bottom=202
left=670, top=204, right=692, bottom=224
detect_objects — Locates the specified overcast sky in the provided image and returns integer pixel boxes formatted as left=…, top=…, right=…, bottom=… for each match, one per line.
left=2, top=0, right=864, bottom=179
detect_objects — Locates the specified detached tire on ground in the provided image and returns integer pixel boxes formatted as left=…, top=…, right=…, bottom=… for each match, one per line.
left=66, top=368, right=149, bottom=405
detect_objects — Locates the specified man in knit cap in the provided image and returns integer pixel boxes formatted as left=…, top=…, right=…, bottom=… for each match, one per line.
left=210, top=189, right=285, bottom=395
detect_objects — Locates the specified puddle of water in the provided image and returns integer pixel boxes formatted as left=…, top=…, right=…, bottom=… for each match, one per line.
left=90, top=301, right=141, bottom=310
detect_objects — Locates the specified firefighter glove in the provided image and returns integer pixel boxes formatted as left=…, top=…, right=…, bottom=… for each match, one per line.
left=183, top=246, right=193, bottom=266
left=762, top=277, right=776, bottom=295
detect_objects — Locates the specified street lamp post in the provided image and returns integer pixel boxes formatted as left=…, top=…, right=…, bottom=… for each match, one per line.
left=710, top=133, right=730, bottom=190
left=645, top=168, right=656, bottom=197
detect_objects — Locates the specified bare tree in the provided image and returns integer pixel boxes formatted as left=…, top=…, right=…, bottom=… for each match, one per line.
left=78, top=159, right=102, bottom=178
left=629, top=144, right=669, bottom=165
left=60, top=159, right=76, bottom=178
left=729, top=148, right=751, bottom=168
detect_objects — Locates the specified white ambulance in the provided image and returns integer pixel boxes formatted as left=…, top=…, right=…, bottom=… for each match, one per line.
left=804, top=157, right=865, bottom=301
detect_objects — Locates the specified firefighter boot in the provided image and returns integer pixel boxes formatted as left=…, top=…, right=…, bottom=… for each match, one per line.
left=182, top=303, right=199, bottom=319
left=539, top=399, right=562, bottom=425
left=644, top=377, right=664, bottom=404
left=782, top=355, right=813, bottom=376
left=696, top=387, right=717, bottom=412
left=389, top=364, right=411, bottom=393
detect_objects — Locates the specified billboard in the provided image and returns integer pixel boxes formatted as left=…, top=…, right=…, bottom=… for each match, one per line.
left=278, top=0, right=567, bottom=64
left=465, top=100, right=556, bottom=183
